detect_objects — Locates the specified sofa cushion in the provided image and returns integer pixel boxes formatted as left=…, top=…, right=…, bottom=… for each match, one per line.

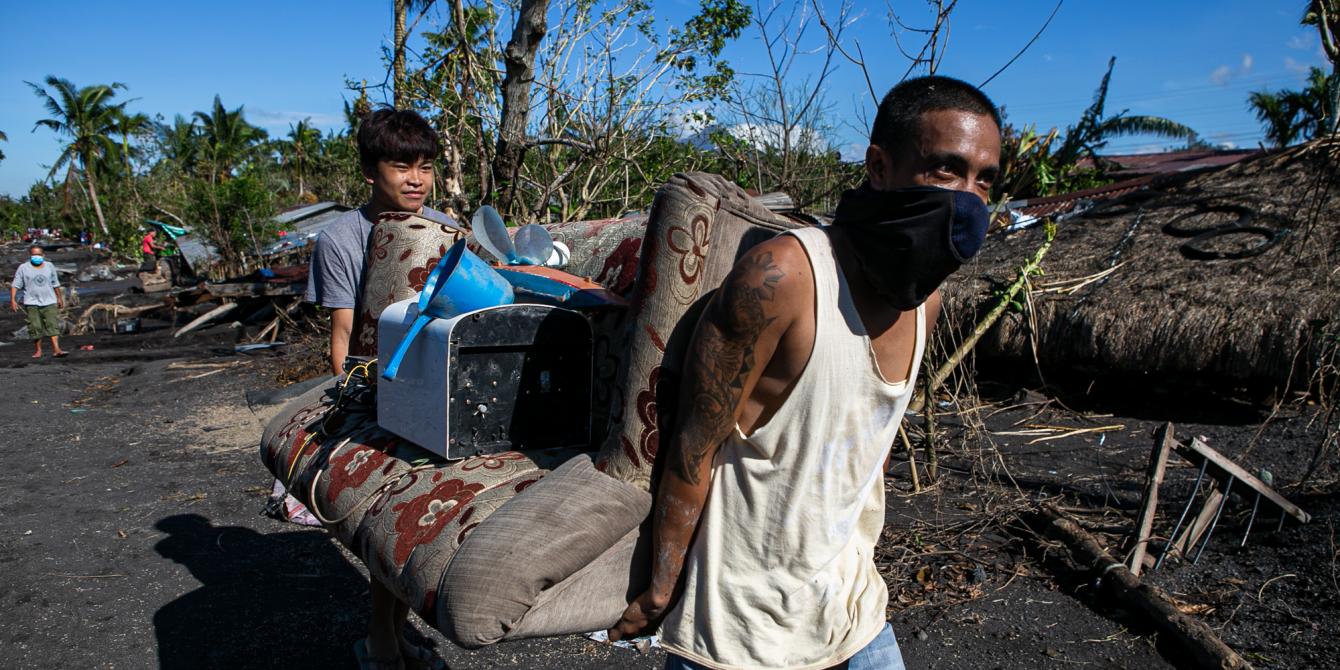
left=593, top=173, right=800, bottom=489
left=438, top=454, right=651, bottom=647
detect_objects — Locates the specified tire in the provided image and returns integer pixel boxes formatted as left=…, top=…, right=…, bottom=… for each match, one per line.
left=1162, top=204, right=1254, bottom=237
left=1179, top=225, right=1283, bottom=260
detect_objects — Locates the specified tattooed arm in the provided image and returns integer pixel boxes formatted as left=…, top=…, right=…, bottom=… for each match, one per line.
left=608, top=237, right=806, bottom=640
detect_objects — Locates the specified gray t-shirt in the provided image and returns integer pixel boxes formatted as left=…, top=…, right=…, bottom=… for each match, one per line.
left=304, top=206, right=459, bottom=309
left=12, top=261, right=60, bottom=306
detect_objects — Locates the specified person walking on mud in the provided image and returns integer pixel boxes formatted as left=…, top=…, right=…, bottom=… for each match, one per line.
left=303, top=107, right=458, bottom=670
left=608, top=76, right=1001, bottom=669
left=10, top=244, right=67, bottom=359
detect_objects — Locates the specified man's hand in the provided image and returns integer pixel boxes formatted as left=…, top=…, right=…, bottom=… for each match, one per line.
left=9, top=300, right=19, bottom=313
left=607, top=589, right=669, bottom=642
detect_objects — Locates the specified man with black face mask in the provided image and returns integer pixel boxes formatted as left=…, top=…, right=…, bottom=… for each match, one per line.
left=609, top=76, right=1001, bottom=669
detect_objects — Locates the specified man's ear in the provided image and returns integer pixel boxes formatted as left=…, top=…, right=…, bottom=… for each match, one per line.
left=361, top=161, right=377, bottom=184
left=865, top=144, right=891, bottom=190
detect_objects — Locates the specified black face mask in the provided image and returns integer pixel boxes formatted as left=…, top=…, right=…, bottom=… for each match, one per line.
left=833, top=183, right=989, bottom=310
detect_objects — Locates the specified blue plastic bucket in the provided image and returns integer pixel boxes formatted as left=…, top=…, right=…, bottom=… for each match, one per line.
left=382, top=240, right=514, bottom=380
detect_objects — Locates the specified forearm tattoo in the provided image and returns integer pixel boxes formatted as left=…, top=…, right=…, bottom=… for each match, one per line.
left=670, top=251, right=784, bottom=485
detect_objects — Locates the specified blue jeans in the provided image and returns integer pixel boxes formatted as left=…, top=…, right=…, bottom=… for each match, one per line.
left=665, top=622, right=905, bottom=669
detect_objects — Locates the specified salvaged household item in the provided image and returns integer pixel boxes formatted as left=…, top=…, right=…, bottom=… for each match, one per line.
left=259, top=173, right=800, bottom=647
left=377, top=302, right=592, bottom=458
left=349, top=212, right=466, bottom=358
left=381, top=240, right=515, bottom=381
left=1125, top=423, right=1310, bottom=573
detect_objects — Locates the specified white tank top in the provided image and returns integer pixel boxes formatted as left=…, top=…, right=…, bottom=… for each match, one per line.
left=658, top=227, right=927, bottom=669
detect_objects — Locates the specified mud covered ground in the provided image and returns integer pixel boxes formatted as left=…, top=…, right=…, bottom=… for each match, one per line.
left=2, top=242, right=1336, bottom=669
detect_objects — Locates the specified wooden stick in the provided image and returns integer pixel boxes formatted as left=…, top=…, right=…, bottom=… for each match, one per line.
left=924, top=378, right=938, bottom=481
left=1173, top=487, right=1224, bottom=558
left=1038, top=506, right=1253, bottom=670
left=898, top=424, right=921, bottom=493
left=1128, top=423, right=1174, bottom=575
left=1026, top=424, right=1125, bottom=444
left=251, top=315, right=282, bottom=343
left=174, top=302, right=238, bottom=338
left=1176, top=437, right=1310, bottom=524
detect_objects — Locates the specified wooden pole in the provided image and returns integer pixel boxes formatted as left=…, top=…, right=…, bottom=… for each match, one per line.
left=1038, top=506, right=1253, bottom=670
left=174, top=302, right=238, bottom=338
left=898, top=425, right=921, bottom=493
left=1128, top=423, right=1175, bottom=575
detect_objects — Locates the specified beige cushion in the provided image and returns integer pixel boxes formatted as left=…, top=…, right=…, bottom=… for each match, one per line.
left=438, top=454, right=651, bottom=647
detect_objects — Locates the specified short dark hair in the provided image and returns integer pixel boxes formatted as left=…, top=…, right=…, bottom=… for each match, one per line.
left=357, top=107, right=441, bottom=171
left=870, top=76, right=1001, bottom=156
left=29, top=244, right=43, bottom=254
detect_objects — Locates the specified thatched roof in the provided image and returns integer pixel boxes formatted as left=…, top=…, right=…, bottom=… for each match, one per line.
left=942, top=138, right=1340, bottom=391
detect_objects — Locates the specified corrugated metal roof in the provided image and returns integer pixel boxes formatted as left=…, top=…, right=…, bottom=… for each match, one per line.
left=1008, top=176, right=1154, bottom=220
left=274, top=201, right=349, bottom=225
left=1079, top=149, right=1257, bottom=179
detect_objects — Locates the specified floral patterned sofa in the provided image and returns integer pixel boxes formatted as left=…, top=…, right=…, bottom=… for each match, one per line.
left=259, top=173, right=800, bottom=646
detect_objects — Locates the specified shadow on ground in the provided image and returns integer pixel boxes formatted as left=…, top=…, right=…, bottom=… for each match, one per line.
left=153, top=514, right=370, bottom=670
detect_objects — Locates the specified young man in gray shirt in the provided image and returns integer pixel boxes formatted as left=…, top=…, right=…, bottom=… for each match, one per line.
left=304, top=109, right=459, bottom=379
left=10, top=244, right=67, bottom=358
left=302, top=108, right=457, bottom=670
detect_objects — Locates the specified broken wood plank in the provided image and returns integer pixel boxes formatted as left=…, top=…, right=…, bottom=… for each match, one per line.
left=1038, top=506, right=1252, bottom=670
left=251, top=316, right=281, bottom=344
left=1129, top=423, right=1175, bottom=576
left=1173, top=487, right=1224, bottom=558
left=174, top=302, right=238, bottom=338
left=1175, top=437, right=1310, bottom=524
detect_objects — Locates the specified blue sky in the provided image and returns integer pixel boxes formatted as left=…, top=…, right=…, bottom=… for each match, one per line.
left=0, top=0, right=1329, bottom=197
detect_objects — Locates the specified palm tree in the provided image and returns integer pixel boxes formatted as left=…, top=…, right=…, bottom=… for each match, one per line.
left=1248, top=67, right=1336, bottom=146
left=1053, top=58, right=1198, bottom=167
left=1302, top=1, right=1338, bottom=134
left=0, top=130, right=7, bottom=164
left=285, top=118, right=321, bottom=197
left=109, top=109, right=152, bottom=181
left=1248, top=91, right=1301, bottom=148
left=27, top=76, right=128, bottom=236
left=393, top=0, right=438, bottom=107
left=193, top=95, right=264, bottom=184
left=159, top=115, right=201, bottom=168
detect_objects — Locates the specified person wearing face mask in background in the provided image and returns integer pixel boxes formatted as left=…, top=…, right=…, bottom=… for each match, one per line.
left=608, top=76, right=1001, bottom=670
left=10, top=244, right=67, bottom=359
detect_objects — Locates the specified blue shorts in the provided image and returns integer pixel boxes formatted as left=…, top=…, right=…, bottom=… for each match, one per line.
left=665, top=622, right=905, bottom=669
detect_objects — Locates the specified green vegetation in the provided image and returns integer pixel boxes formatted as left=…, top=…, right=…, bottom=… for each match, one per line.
left=3, top=1, right=1214, bottom=263
left=1248, top=1, right=1338, bottom=146
left=995, top=58, right=1196, bottom=201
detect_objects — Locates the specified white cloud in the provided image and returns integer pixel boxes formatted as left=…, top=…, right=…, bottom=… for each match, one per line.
left=1287, top=34, right=1312, bottom=50
left=840, top=142, right=867, bottom=163
left=1285, top=57, right=1311, bottom=74
left=1209, top=54, right=1254, bottom=86
left=668, top=106, right=713, bottom=139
